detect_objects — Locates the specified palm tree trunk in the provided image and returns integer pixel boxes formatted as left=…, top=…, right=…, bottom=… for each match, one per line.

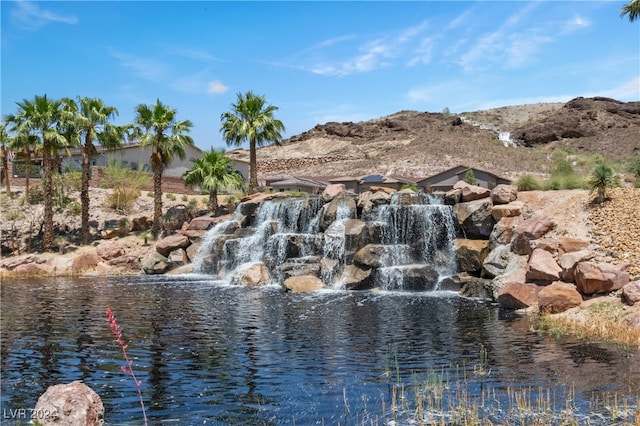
left=249, top=137, right=258, bottom=194
left=151, top=163, right=164, bottom=239
left=2, top=145, right=10, bottom=194
left=208, top=187, right=218, bottom=212
left=80, top=139, right=92, bottom=245
left=42, top=137, right=54, bottom=251
left=23, top=151, right=31, bottom=200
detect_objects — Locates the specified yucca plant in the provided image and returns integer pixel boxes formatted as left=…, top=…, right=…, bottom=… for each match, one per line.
left=588, top=164, right=618, bottom=203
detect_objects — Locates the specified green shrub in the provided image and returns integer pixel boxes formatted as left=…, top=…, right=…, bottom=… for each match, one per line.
left=66, top=200, right=82, bottom=216
left=400, top=183, right=418, bottom=191
left=515, top=174, right=542, bottom=191
left=27, top=184, right=45, bottom=204
left=105, top=187, right=141, bottom=213
left=463, top=169, right=478, bottom=185
left=588, top=164, right=619, bottom=203
left=627, top=153, right=640, bottom=178
left=166, top=193, right=176, bottom=201
left=181, top=194, right=189, bottom=202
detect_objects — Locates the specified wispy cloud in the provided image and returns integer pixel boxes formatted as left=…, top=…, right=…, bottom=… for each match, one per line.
left=109, top=49, right=168, bottom=82
left=164, top=45, right=222, bottom=64
left=290, top=20, right=432, bottom=77
left=11, top=0, right=78, bottom=31
left=591, top=77, right=640, bottom=101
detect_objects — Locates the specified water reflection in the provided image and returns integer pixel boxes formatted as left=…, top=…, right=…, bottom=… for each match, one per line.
left=1, top=275, right=638, bottom=425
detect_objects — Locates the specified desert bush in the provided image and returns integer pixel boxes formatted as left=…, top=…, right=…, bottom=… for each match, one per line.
left=105, top=187, right=141, bottom=213
left=166, top=193, right=176, bottom=201
left=3, top=207, right=24, bottom=222
left=66, top=200, right=82, bottom=216
left=181, top=194, right=189, bottom=202
left=400, top=183, right=418, bottom=191
left=102, top=162, right=150, bottom=213
left=515, top=174, right=542, bottom=191
left=27, top=184, right=45, bottom=204
left=463, top=169, right=478, bottom=185
left=588, top=164, right=619, bottom=203
left=628, top=153, right=640, bottom=178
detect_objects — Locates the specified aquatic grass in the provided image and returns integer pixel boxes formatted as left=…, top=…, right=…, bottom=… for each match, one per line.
left=106, top=307, right=148, bottom=426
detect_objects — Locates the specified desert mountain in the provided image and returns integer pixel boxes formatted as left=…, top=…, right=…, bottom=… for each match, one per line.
left=226, top=97, right=640, bottom=180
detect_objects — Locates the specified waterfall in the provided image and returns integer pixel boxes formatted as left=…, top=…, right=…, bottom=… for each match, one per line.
left=191, top=194, right=457, bottom=291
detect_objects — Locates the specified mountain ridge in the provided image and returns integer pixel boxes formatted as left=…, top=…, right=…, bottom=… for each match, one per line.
left=226, top=97, right=640, bottom=180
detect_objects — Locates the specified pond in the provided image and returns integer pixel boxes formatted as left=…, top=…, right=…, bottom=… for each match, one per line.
left=1, top=275, right=638, bottom=425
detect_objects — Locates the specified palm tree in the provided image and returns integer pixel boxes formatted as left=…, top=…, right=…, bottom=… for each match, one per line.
left=133, top=99, right=194, bottom=238
left=588, top=164, right=619, bottom=203
left=4, top=114, right=40, bottom=200
left=621, top=0, right=640, bottom=22
left=220, top=91, right=285, bottom=194
left=0, top=121, right=11, bottom=194
left=183, top=148, right=244, bottom=212
left=6, top=95, right=66, bottom=251
left=64, top=97, right=125, bottom=245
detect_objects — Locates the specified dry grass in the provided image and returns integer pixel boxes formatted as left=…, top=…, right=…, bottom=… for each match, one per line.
left=536, top=301, right=640, bottom=348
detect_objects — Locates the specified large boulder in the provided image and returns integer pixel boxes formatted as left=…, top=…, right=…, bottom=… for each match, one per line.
left=186, top=216, right=218, bottom=231
left=280, top=257, right=321, bottom=279
left=497, top=282, right=540, bottom=309
left=155, top=234, right=191, bottom=257
left=164, top=205, right=192, bottom=232
left=168, top=248, right=189, bottom=266
left=460, top=276, right=498, bottom=300
left=482, top=244, right=519, bottom=279
left=574, top=261, right=630, bottom=296
left=538, top=282, right=583, bottom=314
left=71, top=253, right=102, bottom=275
left=386, top=265, right=439, bottom=291
left=283, top=275, right=326, bottom=292
left=557, top=249, right=594, bottom=282
left=319, top=196, right=356, bottom=230
left=558, top=237, right=590, bottom=255
left=322, top=183, right=347, bottom=202
left=511, top=215, right=556, bottom=255
left=341, top=264, right=373, bottom=290
left=525, top=248, right=561, bottom=284
left=455, top=239, right=489, bottom=275
left=453, top=180, right=491, bottom=202
left=353, top=244, right=412, bottom=269
left=34, top=381, right=104, bottom=426
left=454, top=198, right=495, bottom=239
left=491, top=184, right=518, bottom=205
left=491, top=201, right=525, bottom=221
left=142, top=252, right=172, bottom=274
left=622, top=281, right=640, bottom=306
left=230, top=262, right=271, bottom=286
left=489, top=216, right=522, bottom=246
left=96, top=240, right=125, bottom=261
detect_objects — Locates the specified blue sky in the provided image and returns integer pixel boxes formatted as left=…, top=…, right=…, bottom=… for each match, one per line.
left=2, top=1, right=639, bottom=151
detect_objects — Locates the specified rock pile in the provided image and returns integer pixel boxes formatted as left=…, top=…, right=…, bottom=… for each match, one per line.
left=452, top=183, right=639, bottom=314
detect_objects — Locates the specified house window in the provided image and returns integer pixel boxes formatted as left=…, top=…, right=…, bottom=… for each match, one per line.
left=130, top=162, right=139, bottom=171
left=121, top=161, right=129, bottom=168
left=142, top=164, right=151, bottom=172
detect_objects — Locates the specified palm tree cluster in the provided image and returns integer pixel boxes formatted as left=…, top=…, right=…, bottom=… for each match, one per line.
left=2, top=91, right=283, bottom=252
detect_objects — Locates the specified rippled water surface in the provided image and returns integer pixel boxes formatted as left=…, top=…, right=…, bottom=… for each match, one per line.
left=1, top=275, right=638, bottom=425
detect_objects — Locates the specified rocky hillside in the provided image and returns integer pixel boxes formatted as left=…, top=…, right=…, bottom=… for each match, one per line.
left=227, top=97, right=640, bottom=180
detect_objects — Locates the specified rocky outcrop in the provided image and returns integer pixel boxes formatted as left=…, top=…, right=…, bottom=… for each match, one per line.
left=574, top=261, right=630, bottom=296
left=284, top=275, right=326, bottom=292
left=558, top=249, right=594, bottom=282
left=96, top=240, right=125, bottom=261
left=322, top=183, right=347, bottom=202
left=454, top=198, right=495, bottom=239
left=511, top=215, right=555, bottom=255
left=497, top=282, right=540, bottom=309
left=142, top=252, right=172, bottom=275
left=155, top=234, right=190, bottom=257
left=525, top=248, right=562, bottom=284
left=538, top=282, right=583, bottom=314
left=491, top=184, right=518, bottom=205
left=622, top=281, right=640, bottom=306
left=453, top=181, right=491, bottom=202
left=34, top=381, right=104, bottom=426
left=455, top=239, right=489, bottom=275
left=230, top=262, right=271, bottom=286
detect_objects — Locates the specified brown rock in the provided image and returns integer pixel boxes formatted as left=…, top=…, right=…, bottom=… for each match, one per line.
left=538, top=282, right=583, bottom=314
left=453, top=180, right=491, bottom=202
left=489, top=216, right=522, bottom=246
left=525, top=248, right=561, bottom=284
left=131, top=216, right=152, bottom=231
left=491, top=184, right=518, bottom=205
left=71, top=253, right=102, bottom=274
left=96, top=240, right=125, bottom=261
left=34, top=381, right=104, bottom=426
left=497, top=282, right=540, bottom=309
left=341, top=264, right=373, bottom=290
left=187, top=216, right=217, bottom=231
left=100, top=229, right=119, bottom=240
left=455, top=239, right=489, bottom=274
left=14, top=262, right=47, bottom=276
left=230, top=262, right=271, bottom=286
left=557, top=249, right=594, bottom=282
left=558, top=237, right=589, bottom=255
left=622, top=281, right=640, bottom=306
left=283, top=275, right=326, bottom=292
left=491, top=200, right=525, bottom=221
left=574, top=261, right=630, bottom=296
left=370, top=185, right=397, bottom=194
left=512, top=215, right=556, bottom=255
left=322, top=183, right=347, bottom=201
left=155, top=234, right=191, bottom=257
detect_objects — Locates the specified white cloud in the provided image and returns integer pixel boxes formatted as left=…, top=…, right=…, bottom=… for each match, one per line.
left=207, top=81, right=229, bottom=95
left=109, top=49, right=167, bottom=82
left=165, top=45, right=222, bottom=63
left=589, top=77, right=640, bottom=101
left=560, top=15, right=591, bottom=34
left=294, top=20, right=432, bottom=77
left=11, top=1, right=78, bottom=31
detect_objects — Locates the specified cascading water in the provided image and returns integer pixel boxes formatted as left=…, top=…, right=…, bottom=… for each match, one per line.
left=192, top=193, right=457, bottom=291
left=364, top=193, right=457, bottom=290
